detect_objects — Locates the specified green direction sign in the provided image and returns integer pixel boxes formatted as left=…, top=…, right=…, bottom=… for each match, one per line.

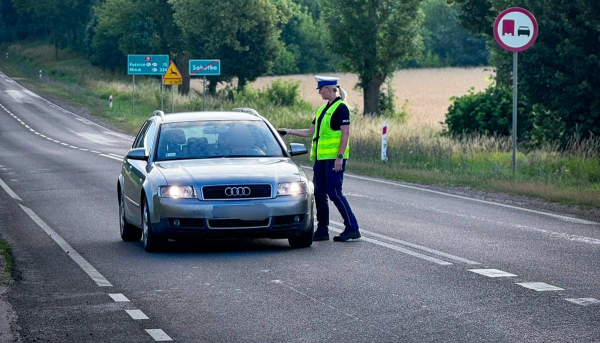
left=189, top=59, right=221, bottom=76
left=127, top=55, right=169, bottom=75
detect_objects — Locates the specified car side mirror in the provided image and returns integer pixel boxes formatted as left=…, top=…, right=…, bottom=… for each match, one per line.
left=126, top=148, right=148, bottom=161
left=288, top=143, right=308, bottom=156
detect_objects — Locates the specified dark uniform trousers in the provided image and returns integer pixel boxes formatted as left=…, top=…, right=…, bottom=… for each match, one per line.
left=313, top=159, right=359, bottom=232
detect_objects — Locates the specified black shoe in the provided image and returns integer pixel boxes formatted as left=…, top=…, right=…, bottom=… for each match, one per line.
left=313, top=230, right=329, bottom=241
left=333, top=230, right=361, bottom=242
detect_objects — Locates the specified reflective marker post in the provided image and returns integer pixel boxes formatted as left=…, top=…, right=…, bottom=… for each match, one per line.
left=381, top=123, right=388, bottom=162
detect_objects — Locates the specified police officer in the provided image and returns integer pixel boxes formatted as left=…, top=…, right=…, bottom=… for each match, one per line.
left=278, top=76, right=360, bottom=242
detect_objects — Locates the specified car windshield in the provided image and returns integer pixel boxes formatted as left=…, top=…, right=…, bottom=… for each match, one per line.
left=155, top=120, right=285, bottom=161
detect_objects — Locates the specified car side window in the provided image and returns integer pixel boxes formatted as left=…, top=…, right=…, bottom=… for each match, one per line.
left=132, top=121, right=151, bottom=149
left=144, top=121, right=158, bottom=157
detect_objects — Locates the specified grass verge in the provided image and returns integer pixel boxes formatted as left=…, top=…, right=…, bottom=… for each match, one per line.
left=0, top=240, right=13, bottom=286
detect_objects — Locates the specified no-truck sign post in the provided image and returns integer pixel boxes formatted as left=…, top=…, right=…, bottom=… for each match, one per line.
left=494, top=8, right=538, bottom=174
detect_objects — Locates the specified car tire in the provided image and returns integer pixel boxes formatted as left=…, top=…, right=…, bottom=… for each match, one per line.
left=142, top=200, right=166, bottom=252
left=120, top=191, right=142, bottom=242
left=288, top=219, right=314, bottom=248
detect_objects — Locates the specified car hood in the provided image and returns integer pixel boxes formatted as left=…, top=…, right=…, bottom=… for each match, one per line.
left=155, top=157, right=306, bottom=186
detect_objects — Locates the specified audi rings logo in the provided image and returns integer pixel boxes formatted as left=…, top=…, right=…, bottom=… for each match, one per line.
left=225, top=187, right=251, bottom=197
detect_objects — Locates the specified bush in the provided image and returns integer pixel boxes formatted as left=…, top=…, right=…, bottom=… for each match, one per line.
left=444, top=85, right=533, bottom=141
left=237, top=79, right=311, bottom=110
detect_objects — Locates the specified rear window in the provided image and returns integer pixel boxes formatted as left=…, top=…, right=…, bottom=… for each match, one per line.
left=155, top=120, right=285, bottom=161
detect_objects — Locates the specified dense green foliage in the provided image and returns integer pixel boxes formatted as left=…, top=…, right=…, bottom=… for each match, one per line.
left=0, top=0, right=489, bottom=116
left=321, top=0, right=423, bottom=116
left=448, top=0, right=600, bottom=148
left=445, top=85, right=533, bottom=140
left=417, top=0, right=488, bottom=67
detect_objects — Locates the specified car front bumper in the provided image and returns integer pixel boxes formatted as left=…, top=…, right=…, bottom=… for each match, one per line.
left=150, top=194, right=313, bottom=239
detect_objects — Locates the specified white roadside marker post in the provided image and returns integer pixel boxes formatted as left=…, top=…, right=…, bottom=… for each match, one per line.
left=109, top=95, right=113, bottom=110
left=381, top=123, right=388, bottom=162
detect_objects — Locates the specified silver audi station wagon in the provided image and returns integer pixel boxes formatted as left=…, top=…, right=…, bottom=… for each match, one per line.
left=117, top=109, right=314, bottom=252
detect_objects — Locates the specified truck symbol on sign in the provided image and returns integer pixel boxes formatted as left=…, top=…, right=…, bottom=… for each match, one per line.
left=517, top=26, right=530, bottom=36
left=502, top=19, right=515, bottom=36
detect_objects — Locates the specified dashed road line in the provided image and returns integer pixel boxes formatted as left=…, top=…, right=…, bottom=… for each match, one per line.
left=126, top=309, right=149, bottom=320
left=145, top=329, right=173, bottom=341
left=469, top=269, right=518, bottom=278
left=516, top=282, right=564, bottom=292
left=109, top=294, right=130, bottom=302
left=565, top=298, right=600, bottom=306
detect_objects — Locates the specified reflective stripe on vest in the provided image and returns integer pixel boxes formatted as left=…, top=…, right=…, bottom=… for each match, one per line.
left=310, top=99, right=350, bottom=161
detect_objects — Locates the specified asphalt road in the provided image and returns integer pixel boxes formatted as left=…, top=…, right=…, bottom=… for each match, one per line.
left=0, top=71, right=598, bottom=343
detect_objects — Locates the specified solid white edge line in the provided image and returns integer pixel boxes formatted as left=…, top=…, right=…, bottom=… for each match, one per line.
left=99, top=154, right=123, bottom=161
left=327, top=226, right=452, bottom=266
left=145, top=329, right=173, bottom=341
left=125, top=309, right=149, bottom=320
left=330, top=219, right=480, bottom=265
left=0, top=70, right=126, bottom=136
left=0, top=177, right=22, bottom=201
left=18, top=204, right=113, bottom=287
left=301, top=166, right=597, bottom=225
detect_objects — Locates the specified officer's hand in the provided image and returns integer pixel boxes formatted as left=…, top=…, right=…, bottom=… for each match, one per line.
left=334, top=158, right=343, bottom=172
left=277, top=128, right=288, bottom=136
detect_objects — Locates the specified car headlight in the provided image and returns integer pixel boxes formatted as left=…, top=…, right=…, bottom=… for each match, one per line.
left=277, top=182, right=308, bottom=196
left=159, top=186, right=196, bottom=199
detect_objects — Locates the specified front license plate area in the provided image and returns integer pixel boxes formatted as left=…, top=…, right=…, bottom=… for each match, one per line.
left=212, top=204, right=269, bottom=221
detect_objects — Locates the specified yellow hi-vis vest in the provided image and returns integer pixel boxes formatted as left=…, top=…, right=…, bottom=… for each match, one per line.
left=310, top=99, right=350, bottom=161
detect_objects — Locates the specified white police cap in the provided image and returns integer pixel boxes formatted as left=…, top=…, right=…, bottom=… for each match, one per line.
left=315, top=75, right=339, bottom=89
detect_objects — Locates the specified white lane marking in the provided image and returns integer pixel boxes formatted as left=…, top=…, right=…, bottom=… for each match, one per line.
left=108, top=153, right=123, bottom=158
left=145, top=329, right=173, bottom=341
left=99, top=154, right=123, bottom=161
left=18, top=204, right=113, bottom=287
left=516, top=282, right=564, bottom=292
left=302, top=166, right=596, bottom=225
left=469, top=269, right=517, bottom=278
left=0, top=70, right=128, bottom=137
left=330, top=219, right=480, bottom=265
left=69, top=146, right=78, bottom=149
left=328, top=226, right=452, bottom=266
left=0, top=177, right=23, bottom=201
left=109, top=294, right=130, bottom=302
left=565, top=298, right=600, bottom=306
left=125, top=309, right=149, bottom=320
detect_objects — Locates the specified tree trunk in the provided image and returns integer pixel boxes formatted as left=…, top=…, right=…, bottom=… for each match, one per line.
left=363, top=76, right=384, bottom=116
left=208, top=79, right=217, bottom=95
left=177, top=55, right=190, bottom=96
left=237, top=76, right=247, bottom=93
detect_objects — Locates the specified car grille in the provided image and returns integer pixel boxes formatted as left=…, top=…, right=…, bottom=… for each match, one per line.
left=207, top=218, right=270, bottom=228
left=202, top=184, right=272, bottom=200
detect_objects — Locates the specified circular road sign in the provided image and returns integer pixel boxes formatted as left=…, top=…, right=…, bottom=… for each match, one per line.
left=494, top=7, right=538, bottom=52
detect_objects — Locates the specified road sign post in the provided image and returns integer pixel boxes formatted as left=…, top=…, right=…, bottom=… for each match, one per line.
left=189, top=60, right=221, bottom=111
left=163, top=62, right=183, bottom=114
left=494, top=8, right=538, bottom=175
left=127, top=55, right=169, bottom=116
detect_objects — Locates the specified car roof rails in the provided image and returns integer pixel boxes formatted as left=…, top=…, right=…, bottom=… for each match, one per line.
left=152, top=110, right=165, bottom=120
left=232, top=108, right=261, bottom=117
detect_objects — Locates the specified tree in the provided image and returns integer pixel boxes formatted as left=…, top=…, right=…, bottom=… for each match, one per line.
left=171, top=0, right=289, bottom=93
left=12, top=0, right=92, bottom=59
left=420, top=0, right=488, bottom=66
left=321, top=0, right=422, bottom=116
left=276, top=1, right=334, bottom=74
left=452, top=0, right=600, bottom=143
left=91, top=0, right=184, bottom=90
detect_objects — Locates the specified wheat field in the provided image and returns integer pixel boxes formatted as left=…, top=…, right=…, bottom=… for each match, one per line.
left=246, top=67, right=493, bottom=129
